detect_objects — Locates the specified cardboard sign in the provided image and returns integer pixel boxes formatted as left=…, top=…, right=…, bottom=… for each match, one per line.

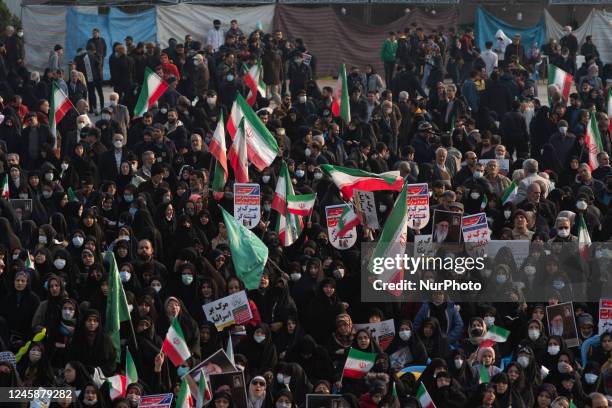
left=462, top=213, right=491, bottom=257
left=233, top=183, right=260, bottom=229
left=203, top=291, right=253, bottom=331
left=353, top=319, right=396, bottom=350
left=406, top=183, right=430, bottom=230
left=139, top=394, right=173, bottom=408
left=546, top=302, right=579, bottom=348
left=325, top=204, right=357, bottom=250
left=599, top=299, right=612, bottom=334
left=353, top=190, right=379, bottom=230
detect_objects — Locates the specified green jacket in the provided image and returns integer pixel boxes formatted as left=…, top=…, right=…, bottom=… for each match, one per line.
left=380, top=39, right=398, bottom=62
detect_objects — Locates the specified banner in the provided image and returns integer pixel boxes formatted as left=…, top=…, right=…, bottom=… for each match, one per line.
left=139, top=394, right=173, bottom=408
left=325, top=204, right=357, bottom=250
left=406, top=183, right=430, bottom=230
left=203, top=291, right=253, bottom=331
left=599, top=299, right=612, bottom=334
left=462, top=213, right=491, bottom=258
left=353, top=190, right=379, bottom=230
left=234, top=183, right=261, bottom=229
left=353, top=319, right=396, bottom=350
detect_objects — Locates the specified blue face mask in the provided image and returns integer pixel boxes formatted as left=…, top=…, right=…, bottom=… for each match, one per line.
left=129, top=207, right=138, bottom=216
left=177, top=366, right=189, bottom=377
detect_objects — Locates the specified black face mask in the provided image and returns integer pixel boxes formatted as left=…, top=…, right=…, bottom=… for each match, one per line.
left=470, top=328, right=483, bottom=337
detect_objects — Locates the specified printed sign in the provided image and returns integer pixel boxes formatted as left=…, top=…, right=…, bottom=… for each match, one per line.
left=462, top=213, right=491, bottom=257
left=546, top=302, right=579, bottom=348
left=353, top=319, right=396, bottom=350
left=302, top=53, right=312, bottom=66
left=139, top=394, right=173, bottom=408
left=353, top=190, right=379, bottom=230
left=203, top=291, right=253, bottom=331
left=233, top=183, right=260, bottom=229
left=414, top=234, right=435, bottom=258
left=325, top=204, right=357, bottom=250
left=406, top=183, right=430, bottom=230
left=599, top=299, right=612, bottom=334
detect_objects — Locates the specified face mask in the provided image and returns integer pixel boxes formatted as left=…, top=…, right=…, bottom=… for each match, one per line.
left=124, top=194, right=134, bottom=202
left=471, top=328, right=483, bottom=337
left=379, top=204, right=387, bottom=212
left=314, top=172, right=323, bottom=180
left=585, top=373, right=598, bottom=384
left=207, top=97, right=216, bottom=105
left=236, top=364, right=245, bottom=371
left=304, top=148, right=311, bottom=157
left=517, top=356, right=530, bottom=368
left=29, top=350, right=42, bottom=363
left=283, top=375, right=291, bottom=385
left=152, top=284, right=162, bottom=293
left=470, top=192, right=480, bottom=200
left=548, top=345, right=560, bottom=355
left=576, top=200, right=587, bottom=210
left=295, top=170, right=305, bottom=178
left=17, top=31, right=24, bottom=38
left=552, top=280, right=565, bottom=290
left=160, top=108, right=168, bottom=114
left=72, top=236, right=84, bottom=247
left=262, top=175, right=271, bottom=183
left=528, top=329, right=540, bottom=340
left=276, top=373, right=285, bottom=383
left=109, top=100, right=118, bottom=107
left=290, top=272, right=301, bottom=281
left=254, top=334, right=266, bottom=343
left=102, top=114, right=111, bottom=121
left=454, top=359, right=463, bottom=369
left=276, top=403, right=291, bottom=408
left=557, top=229, right=570, bottom=238
left=524, top=266, right=536, bottom=276
left=43, top=190, right=53, bottom=199
left=496, top=275, right=507, bottom=284
left=120, top=271, right=131, bottom=282
left=559, top=126, right=568, bottom=134
left=61, top=307, right=75, bottom=320
left=128, top=304, right=134, bottom=313
left=399, top=330, right=411, bottom=341
left=113, top=141, right=123, bottom=149
left=298, top=96, right=307, bottom=103
left=557, top=362, right=568, bottom=373
left=333, top=269, right=345, bottom=279
left=118, top=235, right=130, bottom=242
left=182, top=274, right=194, bottom=285
left=82, top=399, right=97, bottom=406
left=484, top=316, right=495, bottom=326
left=53, top=259, right=66, bottom=269
left=473, top=171, right=483, bottom=179
left=177, top=366, right=189, bottom=377
left=61, top=163, right=69, bottom=171
left=495, top=154, right=505, bottom=160
left=226, top=74, right=234, bottom=82
left=39, top=235, right=48, bottom=244
left=77, top=122, right=86, bottom=130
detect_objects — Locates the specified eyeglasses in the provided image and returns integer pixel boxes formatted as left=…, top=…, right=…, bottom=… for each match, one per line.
left=252, top=380, right=266, bottom=386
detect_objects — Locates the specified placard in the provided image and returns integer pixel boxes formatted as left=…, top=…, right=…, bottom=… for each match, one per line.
left=432, top=210, right=462, bottom=244
left=10, top=198, right=33, bottom=220
left=546, top=302, right=579, bottom=348
left=209, top=371, right=248, bottom=408
left=462, top=213, right=491, bottom=257
left=233, top=183, right=260, bottom=229
left=599, top=299, right=612, bottom=334
left=325, top=204, right=357, bottom=250
left=353, top=319, right=396, bottom=350
left=139, top=394, right=173, bottom=408
left=353, top=190, right=379, bottom=230
left=414, top=234, right=435, bottom=258
left=406, top=183, right=430, bottom=230
left=203, top=291, right=253, bottom=331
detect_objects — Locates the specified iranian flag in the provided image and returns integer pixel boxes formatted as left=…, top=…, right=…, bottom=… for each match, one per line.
left=134, top=67, right=169, bottom=117
left=210, top=112, right=228, bottom=200
left=273, top=162, right=303, bottom=246
left=287, top=193, right=316, bottom=216
left=578, top=212, right=591, bottom=259
left=50, top=81, right=73, bottom=148
left=228, top=117, right=249, bottom=183
left=67, top=187, right=79, bottom=202
left=483, top=326, right=510, bottom=343
left=320, top=164, right=403, bottom=201
left=416, top=383, right=436, bottom=408
left=243, top=61, right=265, bottom=106
left=342, top=348, right=376, bottom=379
left=479, top=365, right=491, bottom=384
left=125, top=348, right=138, bottom=386
left=585, top=112, right=604, bottom=170
left=608, top=88, right=612, bottom=136
left=368, top=183, right=408, bottom=297
left=1, top=174, right=8, bottom=199
left=332, top=63, right=351, bottom=123
left=107, top=374, right=127, bottom=400
left=228, top=93, right=278, bottom=170
left=337, top=205, right=360, bottom=237
left=548, top=64, right=573, bottom=101
left=162, top=318, right=191, bottom=366
left=25, top=251, right=34, bottom=270
left=176, top=377, right=194, bottom=408
left=196, top=369, right=211, bottom=408
left=501, top=180, right=518, bottom=205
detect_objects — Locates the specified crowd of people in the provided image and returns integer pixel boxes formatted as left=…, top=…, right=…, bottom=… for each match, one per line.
left=0, top=12, right=611, bottom=408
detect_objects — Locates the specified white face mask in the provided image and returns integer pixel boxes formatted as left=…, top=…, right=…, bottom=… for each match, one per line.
left=290, top=272, right=301, bottom=281
left=454, top=359, right=463, bottom=369
left=207, top=97, right=216, bottom=105
left=496, top=275, right=507, bottom=284
left=484, top=316, right=495, bottom=326
left=559, top=126, right=568, bottom=134
left=19, top=193, right=28, bottom=199
left=585, top=373, right=598, bottom=384
left=333, top=269, right=345, bottom=279
left=45, top=172, right=54, bottom=181
left=61, top=163, right=69, bottom=171
left=113, top=141, right=123, bottom=149
left=160, top=108, right=168, bottom=114
left=82, top=399, right=97, bottom=406
left=298, top=96, right=307, bottom=103
left=470, top=192, right=480, bottom=200
left=379, top=205, right=387, bottom=212
left=101, top=113, right=111, bottom=121
left=314, top=172, right=323, bottom=180
left=42, top=190, right=53, bottom=199
left=62, top=308, right=75, bottom=320
left=276, top=373, right=284, bottom=383
left=576, top=200, right=587, bottom=210
left=39, top=235, right=48, bottom=244
left=182, top=274, right=194, bottom=285
left=304, top=148, right=311, bottom=157
left=120, top=271, right=131, bottom=282
left=473, top=171, right=483, bottom=179
left=254, top=334, right=266, bottom=343
left=109, top=100, right=118, bottom=107
left=399, top=330, right=411, bottom=341
left=29, top=350, right=42, bottom=363
left=72, top=236, right=84, bottom=247
left=517, top=355, right=530, bottom=368
left=151, top=284, right=162, bottom=293
left=548, top=345, right=560, bottom=355
left=557, top=229, right=570, bottom=238
left=557, top=362, right=568, bottom=373
left=53, top=259, right=66, bottom=270
left=295, top=170, right=305, bottom=178
left=17, top=31, right=24, bottom=38
left=262, top=175, right=270, bottom=183
left=276, top=403, right=291, bottom=408
left=77, top=122, right=87, bottom=130
left=524, top=266, right=536, bottom=276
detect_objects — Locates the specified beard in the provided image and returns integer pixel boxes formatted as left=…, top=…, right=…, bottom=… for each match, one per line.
left=435, top=227, right=448, bottom=243
left=550, top=322, right=564, bottom=337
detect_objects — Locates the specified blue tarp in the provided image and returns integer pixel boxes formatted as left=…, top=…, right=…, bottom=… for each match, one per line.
left=65, top=7, right=157, bottom=80
left=475, top=7, right=546, bottom=53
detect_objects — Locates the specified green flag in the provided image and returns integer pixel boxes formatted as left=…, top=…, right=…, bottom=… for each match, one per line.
left=105, top=252, right=132, bottom=362
left=479, top=365, right=490, bottom=384
left=220, top=207, right=269, bottom=290
left=125, top=348, right=138, bottom=386
left=67, top=187, right=79, bottom=202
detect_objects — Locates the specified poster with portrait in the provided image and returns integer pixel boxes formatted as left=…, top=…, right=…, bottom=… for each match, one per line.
left=184, top=349, right=237, bottom=404
left=9, top=199, right=32, bottom=221
left=432, top=210, right=462, bottom=244
left=546, top=302, right=579, bottom=347
left=353, top=319, right=396, bottom=350
left=209, top=371, right=248, bottom=408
